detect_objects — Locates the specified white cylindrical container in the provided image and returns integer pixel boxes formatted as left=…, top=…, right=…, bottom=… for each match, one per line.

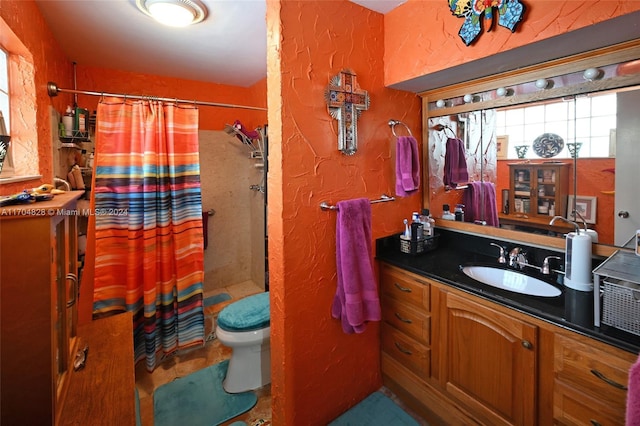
left=62, top=106, right=74, bottom=137
left=564, top=232, right=593, bottom=291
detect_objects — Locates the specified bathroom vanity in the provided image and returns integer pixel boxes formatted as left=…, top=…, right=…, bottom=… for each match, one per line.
left=376, top=229, right=639, bottom=425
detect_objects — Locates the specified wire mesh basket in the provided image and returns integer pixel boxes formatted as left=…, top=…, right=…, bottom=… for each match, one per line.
left=397, top=233, right=439, bottom=256
left=602, top=279, right=640, bottom=336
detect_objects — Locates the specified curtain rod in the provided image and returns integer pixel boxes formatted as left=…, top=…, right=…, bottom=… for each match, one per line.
left=46, top=82, right=267, bottom=111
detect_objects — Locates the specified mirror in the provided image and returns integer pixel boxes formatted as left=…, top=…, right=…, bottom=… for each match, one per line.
left=421, top=42, right=640, bottom=248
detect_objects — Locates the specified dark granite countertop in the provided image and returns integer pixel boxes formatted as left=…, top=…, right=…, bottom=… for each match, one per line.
left=376, top=229, right=640, bottom=354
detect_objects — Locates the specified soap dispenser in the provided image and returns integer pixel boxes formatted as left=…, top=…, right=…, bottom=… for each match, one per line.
left=550, top=216, right=593, bottom=291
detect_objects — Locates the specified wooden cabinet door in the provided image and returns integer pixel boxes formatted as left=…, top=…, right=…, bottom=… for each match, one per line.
left=441, top=292, right=537, bottom=426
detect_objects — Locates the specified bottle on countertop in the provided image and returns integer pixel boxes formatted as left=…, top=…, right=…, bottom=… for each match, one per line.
left=420, top=208, right=435, bottom=237
left=62, top=105, right=74, bottom=137
left=442, top=204, right=456, bottom=221
left=454, top=204, right=465, bottom=222
left=411, top=212, right=424, bottom=241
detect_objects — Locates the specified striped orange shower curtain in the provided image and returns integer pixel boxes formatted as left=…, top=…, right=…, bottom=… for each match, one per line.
left=91, top=97, right=205, bottom=371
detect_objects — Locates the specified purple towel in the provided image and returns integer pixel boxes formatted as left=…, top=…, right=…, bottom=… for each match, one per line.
left=443, top=137, right=469, bottom=188
left=463, top=182, right=499, bottom=227
left=628, top=353, right=640, bottom=424
left=331, top=198, right=381, bottom=334
left=395, top=136, right=420, bottom=197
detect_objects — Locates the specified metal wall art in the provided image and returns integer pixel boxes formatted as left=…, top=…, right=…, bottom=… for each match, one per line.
left=325, top=69, right=370, bottom=155
left=449, top=0, right=526, bottom=46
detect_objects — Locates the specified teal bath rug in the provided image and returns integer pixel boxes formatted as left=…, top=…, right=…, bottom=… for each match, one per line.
left=328, top=391, right=419, bottom=426
left=154, top=360, right=257, bottom=426
left=204, top=293, right=231, bottom=307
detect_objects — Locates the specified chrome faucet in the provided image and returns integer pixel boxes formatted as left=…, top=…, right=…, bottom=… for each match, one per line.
left=490, top=243, right=507, bottom=264
left=508, top=247, right=527, bottom=270
left=549, top=215, right=580, bottom=234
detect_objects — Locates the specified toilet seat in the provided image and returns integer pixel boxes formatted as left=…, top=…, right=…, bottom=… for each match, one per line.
left=215, top=291, right=271, bottom=393
left=217, top=292, right=270, bottom=332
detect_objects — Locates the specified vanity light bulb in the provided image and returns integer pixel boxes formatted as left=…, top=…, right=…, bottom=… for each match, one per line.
left=436, top=99, right=445, bottom=108
left=496, top=87, right=507, bottom=97
left=463, top=94, right=473, bottom=103
left=583, top=68, right=600, bottom=81
left=535, top=78, right=549, bottom=89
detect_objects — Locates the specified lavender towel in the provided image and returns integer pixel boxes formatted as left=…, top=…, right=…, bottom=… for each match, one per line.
left=331, top=198, right=381, bottom=334
left=443, top=137, right=469, bottom=188
left=627, top=353, right=640, bottom=425
left=395, top=136, right=420, bottom=197
left=463, top=182, right=499, bottom=227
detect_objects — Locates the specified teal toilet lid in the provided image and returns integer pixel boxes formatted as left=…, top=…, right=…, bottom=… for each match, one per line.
left=217, top=292, right=270, bottom=332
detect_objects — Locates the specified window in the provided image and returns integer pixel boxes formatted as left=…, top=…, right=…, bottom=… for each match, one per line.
left=496, top=92, right=617, bottom=159
left=0, top=47, right=13, bottom=177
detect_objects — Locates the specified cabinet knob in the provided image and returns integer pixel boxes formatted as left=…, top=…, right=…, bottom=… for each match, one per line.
left=521, top=340, right=533, bottom=350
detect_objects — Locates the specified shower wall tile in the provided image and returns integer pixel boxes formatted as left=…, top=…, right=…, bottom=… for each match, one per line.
left=199, top=130, right=264, bottom=292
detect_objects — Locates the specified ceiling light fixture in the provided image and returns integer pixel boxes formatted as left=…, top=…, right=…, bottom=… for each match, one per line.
left=136, top=0, right=207, bottom=27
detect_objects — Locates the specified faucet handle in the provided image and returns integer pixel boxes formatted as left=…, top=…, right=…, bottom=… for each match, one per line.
left=542, top=255, right=562, bottom=274
left=508, top=247, right=527, bottom=269
left=490, top=243, right=506, bottom=263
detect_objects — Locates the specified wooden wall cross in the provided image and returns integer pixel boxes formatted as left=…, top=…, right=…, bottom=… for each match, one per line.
left=325, top=69, right=370, bottom=155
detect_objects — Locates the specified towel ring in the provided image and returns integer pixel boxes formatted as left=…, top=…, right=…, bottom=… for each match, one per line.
left=388, top=119, right=413, bottom=137
left=434, top=124, right=457, bottom=138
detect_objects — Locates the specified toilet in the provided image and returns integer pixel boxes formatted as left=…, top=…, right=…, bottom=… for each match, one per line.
left=215, top=291, right=271, bottom=393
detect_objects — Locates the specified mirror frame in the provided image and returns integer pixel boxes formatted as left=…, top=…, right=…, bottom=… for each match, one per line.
left=419, top=39, right=640, bottom=257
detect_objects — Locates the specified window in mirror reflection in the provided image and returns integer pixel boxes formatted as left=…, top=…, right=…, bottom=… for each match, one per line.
left=496, top=92, right=617, bottom=160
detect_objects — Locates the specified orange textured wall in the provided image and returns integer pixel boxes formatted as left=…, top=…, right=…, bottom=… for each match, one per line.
left=73, top=66, right=266, bottom=131
left=0, top=1, right=74, bottom=195
left=384, top=1, right=640, bottom=86
left=267, top=0, right=421, bottom=424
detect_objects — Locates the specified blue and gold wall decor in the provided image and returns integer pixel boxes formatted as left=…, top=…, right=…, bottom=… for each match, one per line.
left=449, top=0, right=526, bottom=46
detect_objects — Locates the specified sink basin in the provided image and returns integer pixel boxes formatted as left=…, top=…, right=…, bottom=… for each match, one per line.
left=461, top=266, right=562, bottom=297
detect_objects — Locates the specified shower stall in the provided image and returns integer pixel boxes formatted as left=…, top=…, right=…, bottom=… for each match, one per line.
left=199, top=122, right=268, bottom=294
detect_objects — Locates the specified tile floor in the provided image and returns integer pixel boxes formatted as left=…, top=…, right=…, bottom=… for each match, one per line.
left=135, top=281, right=271, bottom=426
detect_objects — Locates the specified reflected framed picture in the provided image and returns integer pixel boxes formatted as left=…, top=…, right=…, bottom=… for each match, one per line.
left=567, top=195, right=597, bottom=224
left=497, top=135, right=508, bottom=160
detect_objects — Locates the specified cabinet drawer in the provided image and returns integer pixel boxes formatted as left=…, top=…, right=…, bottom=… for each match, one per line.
left=553, top=379, right=624, bottom=426
left=554, top=333, right=630, bottom=407
left=380, top=265, right=430, bottom=311
left=382, top=297, right=430, bottom=345
left=382, top=323, right=430, bottom=380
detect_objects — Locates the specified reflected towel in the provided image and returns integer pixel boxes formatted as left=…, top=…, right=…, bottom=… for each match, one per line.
left=331, top=198, right=381, bottom=334
left=444, top=137, right=469, bottom=188
left=627, top=353, right=640, bottom=424
left=395, top=136, right=420, bottom=197
left=463, top=182, right=499, bottom=227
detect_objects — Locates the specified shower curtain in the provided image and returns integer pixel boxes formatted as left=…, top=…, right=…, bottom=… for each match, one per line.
left=91, top=97, right=205, bottom=371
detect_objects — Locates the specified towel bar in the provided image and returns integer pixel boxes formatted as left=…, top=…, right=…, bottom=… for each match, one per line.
left=320, top=194, right=395, bottom=210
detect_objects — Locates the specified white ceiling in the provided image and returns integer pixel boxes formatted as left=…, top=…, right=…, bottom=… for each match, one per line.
left=35, top=0, right=406, bottom=88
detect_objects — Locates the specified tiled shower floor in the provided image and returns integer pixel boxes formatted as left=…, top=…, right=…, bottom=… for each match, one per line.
left=135, top=281, right=271, bottom=426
